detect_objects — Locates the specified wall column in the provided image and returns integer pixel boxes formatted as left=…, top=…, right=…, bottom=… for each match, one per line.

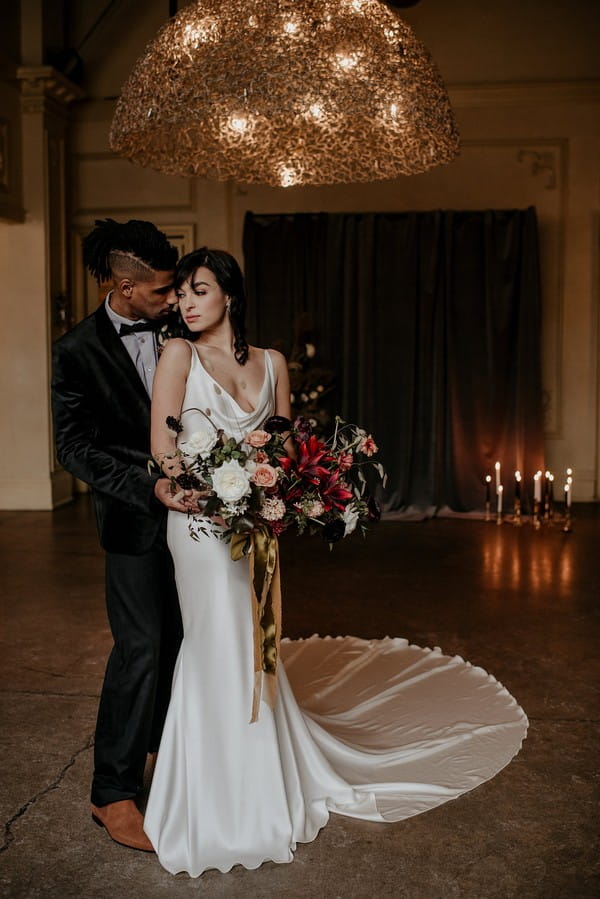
left=0, top=67, right=81, bottom=509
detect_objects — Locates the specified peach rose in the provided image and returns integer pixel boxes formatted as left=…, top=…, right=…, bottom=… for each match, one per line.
left=245, top=429, right=272, bottom=448
left=252, top=464, right=278, bottom=488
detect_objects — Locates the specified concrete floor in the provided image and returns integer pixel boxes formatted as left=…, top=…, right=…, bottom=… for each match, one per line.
left=0, top=498, right=598, bottom=898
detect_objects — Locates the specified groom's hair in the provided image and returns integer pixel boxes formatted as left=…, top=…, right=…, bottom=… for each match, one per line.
left=83, top=218, right=178, bottom=284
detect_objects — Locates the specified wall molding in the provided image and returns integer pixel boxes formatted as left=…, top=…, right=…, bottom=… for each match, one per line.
left=517, top=149, right=557, bottom=190
left=449, top=79, right=600, bottom=108
left=17, top=66, right=84, bottom=117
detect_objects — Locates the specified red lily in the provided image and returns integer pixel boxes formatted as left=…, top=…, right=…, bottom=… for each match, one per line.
left=282, top=436, right=333, bottom=486
left=320, top=470, right=354, bottom=511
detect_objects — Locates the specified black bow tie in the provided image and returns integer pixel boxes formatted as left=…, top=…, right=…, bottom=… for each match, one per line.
left=119, top=320, right=160, bottom=337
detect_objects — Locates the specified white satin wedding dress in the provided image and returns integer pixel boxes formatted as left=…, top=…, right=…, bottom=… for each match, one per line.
left=144, top=346, right=528, bottom=877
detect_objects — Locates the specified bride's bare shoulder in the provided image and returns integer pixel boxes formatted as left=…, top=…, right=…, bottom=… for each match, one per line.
left=246, top=344, right=286, bottom=366
left=263, top=347, right=287, bottom=369
left=159, top=337, right=193, bottom=367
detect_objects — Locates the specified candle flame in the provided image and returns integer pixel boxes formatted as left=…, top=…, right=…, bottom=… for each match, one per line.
left=515, top=471, right=521, bottom=481
left=534, top=472, right=541, bottom=480
left=495, top=461, right=500, bottom=470
left=498, top=485, right=503, bottom=493
left=485, top=475, right=491, bottom=483
left=566, top=467, right=573, bottom=476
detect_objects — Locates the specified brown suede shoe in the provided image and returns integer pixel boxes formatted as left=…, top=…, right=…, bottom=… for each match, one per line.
left=91, top=799, right=154, bottom=852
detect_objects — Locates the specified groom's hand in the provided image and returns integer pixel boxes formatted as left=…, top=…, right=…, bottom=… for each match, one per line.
left=154, top=477, right=198, bottom=513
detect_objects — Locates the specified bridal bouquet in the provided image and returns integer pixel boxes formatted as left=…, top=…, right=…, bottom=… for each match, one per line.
left=161, top=412, right=385, bottom=722
left=164, top=413, right=386, bottom=545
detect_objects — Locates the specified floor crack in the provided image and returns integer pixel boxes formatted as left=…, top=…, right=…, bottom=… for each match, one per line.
left=0, top=731, right=95, bottom=855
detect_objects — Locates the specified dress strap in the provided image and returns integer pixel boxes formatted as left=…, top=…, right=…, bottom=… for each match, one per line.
left=264, top=349, right=275, bottom=389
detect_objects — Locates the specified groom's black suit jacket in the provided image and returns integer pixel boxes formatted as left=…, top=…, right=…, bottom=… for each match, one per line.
left=52, top=302, right=164, bottom=554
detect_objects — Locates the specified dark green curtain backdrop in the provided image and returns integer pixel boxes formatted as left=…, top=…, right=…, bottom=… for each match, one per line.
left=243, top=209, right=544, bottom=513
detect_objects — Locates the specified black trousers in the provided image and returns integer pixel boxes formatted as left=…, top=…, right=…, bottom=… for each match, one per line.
left=91, top=532, right=182, bottom=806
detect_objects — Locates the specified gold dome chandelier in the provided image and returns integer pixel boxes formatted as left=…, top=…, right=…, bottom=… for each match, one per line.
left=109, top=0, right=459, bottom=187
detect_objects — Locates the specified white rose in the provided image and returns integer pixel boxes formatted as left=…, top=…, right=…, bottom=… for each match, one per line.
left=179, top=427, right=218, bottom=459
left=212, top=459, right=252, bottom=504
left=343, top=503, right=360, bottom=536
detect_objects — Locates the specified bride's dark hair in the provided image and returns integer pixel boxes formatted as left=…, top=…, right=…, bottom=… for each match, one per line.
left=175, top=248, right=249, bottom=366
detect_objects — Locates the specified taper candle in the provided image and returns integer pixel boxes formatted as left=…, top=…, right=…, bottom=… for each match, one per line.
left=515, top=471, right=521, bottom=499
left=485, top=475, right=491, bottom=503
left=534, top=471, right=542, bottom=502
left=495, top=461, right=501, bottom=493
left=497, top=484, right=503, bottom=514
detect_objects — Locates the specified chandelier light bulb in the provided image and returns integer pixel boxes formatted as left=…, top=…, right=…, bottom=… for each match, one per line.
left=183, top=17, right=220, bottom=47
left=110, top=0, right=460, bottom=186
left=228, top=115, right=249, bottom=133
left=335, top=50, right=361, bottom=71
left=279, top=166, right=300, bottom=188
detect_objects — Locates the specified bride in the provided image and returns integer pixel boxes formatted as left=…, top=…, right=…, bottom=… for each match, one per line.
left=145, top=248, right=528, bottom=877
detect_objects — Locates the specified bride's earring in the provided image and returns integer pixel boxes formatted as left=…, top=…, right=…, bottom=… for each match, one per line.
left=225, top=298, right=231, bottom=314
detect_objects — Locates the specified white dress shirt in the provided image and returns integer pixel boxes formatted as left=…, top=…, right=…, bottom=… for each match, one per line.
left=105, top=294, right=157, bottom=397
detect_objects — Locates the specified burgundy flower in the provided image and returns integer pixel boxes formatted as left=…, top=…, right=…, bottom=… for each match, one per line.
left=268, top=519, right=288, bottom=536
left=322, top=519, right=345, bottom=543
left=295, top=436, right=333, bottom=485
left=263, top=415, right=292, bottom=434
left=293, top=416, right=313, bottom=442
left=175, top=472, right=203, bottom=490
left=166, top=415, right=183, bottom=435
left=320, top=470, right=354, bottom=511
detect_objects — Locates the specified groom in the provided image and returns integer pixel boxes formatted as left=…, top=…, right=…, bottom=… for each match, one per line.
left=52, top=219, right=193, bottom=852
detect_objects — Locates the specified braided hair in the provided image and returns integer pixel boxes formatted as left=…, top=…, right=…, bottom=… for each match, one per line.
left=174, top=248, right=249, bottom=366
left=82, top=218, right=178, bottom=284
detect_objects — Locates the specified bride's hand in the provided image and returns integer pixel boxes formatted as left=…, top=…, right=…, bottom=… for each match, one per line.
left=154, top=478, right=197, bottom=513
left=187, top=489, right=210, bottom=513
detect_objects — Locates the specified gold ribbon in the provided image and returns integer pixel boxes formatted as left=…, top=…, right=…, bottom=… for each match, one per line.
left=231, top=524, right=282, bottom=723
